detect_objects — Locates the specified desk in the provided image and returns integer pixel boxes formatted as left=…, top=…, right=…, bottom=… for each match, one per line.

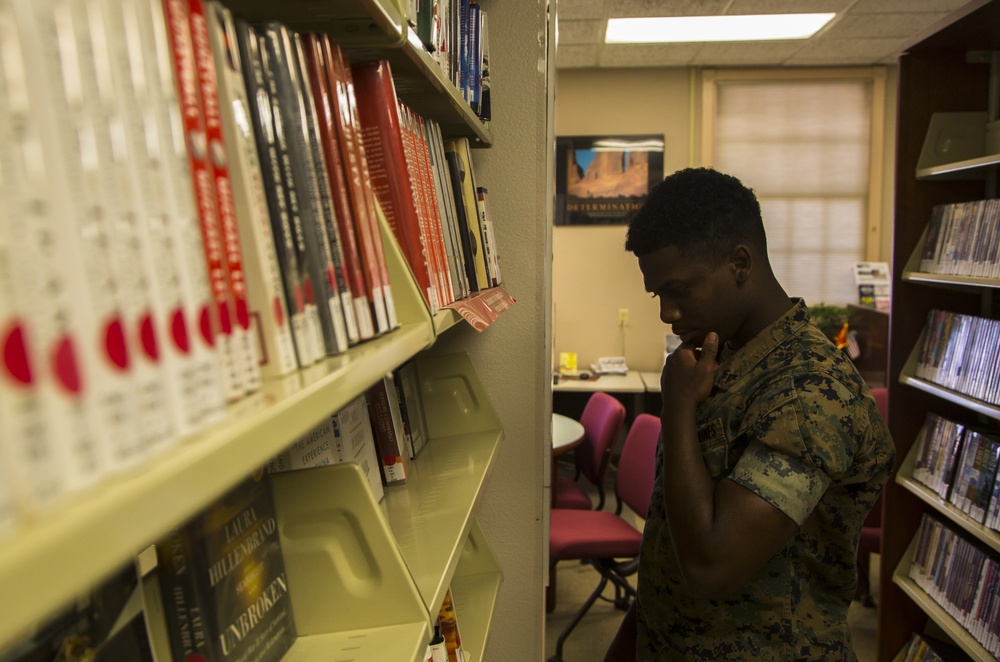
left=639, top=371, right=661, bottom=392
left=552, top=371, right=645, bottom=425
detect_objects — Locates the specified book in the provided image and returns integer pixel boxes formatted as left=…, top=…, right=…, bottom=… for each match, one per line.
left=443, top=139, right=483, bottom=291
left=395, top=361, right=429, bottom=459
left=424, top=118, right=469, bottom=301
left=321, top=37, right=394, bottom=335
left=333, top=394, right=385, bottom=502
left=334, top=46, right=398, bottom=330
left=351, top=59, right=439, bottom=313
left=366, top=373, right=411, bottom=485
left=437, top=588, right=464, bottom=662
left=266, top=395, right=383, bottom=501
left=187, top=0, right=261, bottom=395
left=301, top=33, right=375, bottom=342
left=155, top=472, right=297, bottom=661
left=235, top=20, right=318, bottom=369
left=205, top=1, right=298, bottom=379
left=138, top=0, right=228, bottom=430
left=476, top=186, right=502, bottom=287
left=161, top=0, right=244, bottom=401
left=260, top=22, right=350, bottom=357
left=950, top=430, right=1000, bottom=523
left=290, top=31, right=359, bottom=348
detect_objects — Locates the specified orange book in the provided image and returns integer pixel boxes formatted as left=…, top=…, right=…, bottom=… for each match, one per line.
left=350, top=59, right=437, bottom=313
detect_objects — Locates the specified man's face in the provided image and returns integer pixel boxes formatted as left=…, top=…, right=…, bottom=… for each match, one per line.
left=638, top=244, right=745, bottom=348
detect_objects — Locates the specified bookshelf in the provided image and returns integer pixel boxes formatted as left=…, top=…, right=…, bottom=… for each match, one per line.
left=0, top=0, right=551, bottom=660
left=882, top=0, right=1000, bottom=658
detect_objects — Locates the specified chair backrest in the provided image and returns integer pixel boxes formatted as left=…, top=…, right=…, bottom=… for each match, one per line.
left=576, top=392, right=626, bottom=487
left=614, top=413, right=661, bottom=520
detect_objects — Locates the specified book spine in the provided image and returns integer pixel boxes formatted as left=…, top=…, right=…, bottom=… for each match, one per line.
left=351, top=59, right=436, bottom=313
left=476, top=186, right=502, bottom=287
left=235, top=20, right=315, bottom=369
left=411, top=111, right=454, bottom=305
left=188, top=0, right=260, bottom=395
left=303, top=33, right=374, bottom=341
left=290, top=31, right=357, bottom=347
left=156, top=527, right=213, bottom=660
left=139, top=0, right=227, bottom=429
left=427, top=119, right=469, bottom=299
left=205, top=2, right=298, bottom=378
left=333, top=43, right=397, bottom=331
left=256, top=26, right=326, bottom=363
left=443, top=142, right=480, bottom=290
left=162, top=0, right=244, bottom=401
left=366, top=375, right=410, bottom=485
left=261, top=23, right=348, bottom=357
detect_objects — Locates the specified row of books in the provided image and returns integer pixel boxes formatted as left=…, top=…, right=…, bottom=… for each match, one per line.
left=412, top=0, right=491, bottom=121
left=267, top=359, right=428, bottom=492
left=898, top=632, right=963, bottom=662
left=915, top=309, right=1000, bottom=405
left=921, top=199, right=1000, bottom=278
left=912, top=412, right=1000, bottom=530
left=0, top=0, right=502, bottom=530
left=908, top=514, right=1000, bottom=656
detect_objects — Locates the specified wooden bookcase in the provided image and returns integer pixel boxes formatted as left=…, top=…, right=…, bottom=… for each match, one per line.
left=881, top=1, right=1000, bottom=659
left=0, top=0, right=552, bottom=659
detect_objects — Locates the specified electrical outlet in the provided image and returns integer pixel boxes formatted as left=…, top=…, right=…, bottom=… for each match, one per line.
left=618, top=308, right=630, bottom=327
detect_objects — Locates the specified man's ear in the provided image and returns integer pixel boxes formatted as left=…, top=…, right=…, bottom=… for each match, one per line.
left=731, top=244, right=752, bottom=285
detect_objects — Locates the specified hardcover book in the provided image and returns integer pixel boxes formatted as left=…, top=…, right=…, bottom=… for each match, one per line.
left=206, top=1, right=298, bottom=379
left=366, top=373, right=411, bottom=485
left=161, top=0, right=244, bottom=401
left=155, top=472, right=297, bottom=661
left=351, top=59, right=438, bottom=313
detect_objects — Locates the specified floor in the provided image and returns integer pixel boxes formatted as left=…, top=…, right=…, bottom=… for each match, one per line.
left=545, top=458, right=879, bottom=662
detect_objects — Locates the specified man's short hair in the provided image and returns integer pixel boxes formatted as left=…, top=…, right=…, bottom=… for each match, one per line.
left=625, top=167, right=768, bottom=263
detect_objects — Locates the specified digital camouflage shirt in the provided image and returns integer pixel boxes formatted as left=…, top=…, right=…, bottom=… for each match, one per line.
left=636, top=299, right=895, bottom=661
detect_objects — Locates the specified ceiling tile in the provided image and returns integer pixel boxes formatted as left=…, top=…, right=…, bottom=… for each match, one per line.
left=691, top=40, right=804, bottom=66
left=608, top=0, right=730, bottom=18
left=558, top=0, right=608, bottom=20
left=558, top=19, right=605, bottom=45
left=850, top=0, right=968, bottom=12
left=829, top=12, right=947, bottom=38
left=599, top=42, right=702, bottom=67
left=727, top=0, right=852, bottom=13
left=792, top=36, right=905, bottom=60
left=557, top=44, right=601, bottom=68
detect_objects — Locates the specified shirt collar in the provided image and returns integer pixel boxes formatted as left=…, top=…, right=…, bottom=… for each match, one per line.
left=714, top=298, right=811, bottom=391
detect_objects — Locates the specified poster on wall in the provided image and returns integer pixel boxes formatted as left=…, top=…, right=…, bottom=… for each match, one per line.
left=554, top=135, right=664, bottom=226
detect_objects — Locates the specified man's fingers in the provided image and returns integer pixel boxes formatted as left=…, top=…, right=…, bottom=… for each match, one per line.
left=701, top=332, right=720, bottom=361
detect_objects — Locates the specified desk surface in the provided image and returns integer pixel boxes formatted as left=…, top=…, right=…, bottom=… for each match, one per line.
left=640, top=371, right=661, bottom=393
left=552, top=370, right=645, bottom=393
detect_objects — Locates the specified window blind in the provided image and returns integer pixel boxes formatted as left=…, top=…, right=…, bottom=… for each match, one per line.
left=713, top=79, right=872, bottom=307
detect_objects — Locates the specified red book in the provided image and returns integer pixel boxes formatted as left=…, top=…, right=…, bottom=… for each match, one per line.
left=327, top=40, right=396, bottom=332
left=350, top=59, right=437, bottom=313
left=161, top=0, right=242, bottom=400
left=302, top=34, right=374, bottom=341
left=366, top=374, right=411, bottom=485
left=188, top=0, right=259, bottom=394
left=413, top=111, right=454, bottom=304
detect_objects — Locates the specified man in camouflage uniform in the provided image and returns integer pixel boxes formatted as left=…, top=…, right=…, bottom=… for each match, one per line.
left=606, top=168, right=895, bottom=660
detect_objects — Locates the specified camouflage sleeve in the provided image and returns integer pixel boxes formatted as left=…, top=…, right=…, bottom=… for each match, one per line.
left=728, top=375, right=860, bottom=526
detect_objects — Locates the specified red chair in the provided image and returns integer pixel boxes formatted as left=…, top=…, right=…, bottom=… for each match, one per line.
left=547, top=413, right=660, bottom=662
left=554, top=392, right=626, bottom=511
left=857, top=387, right=888, bottom=606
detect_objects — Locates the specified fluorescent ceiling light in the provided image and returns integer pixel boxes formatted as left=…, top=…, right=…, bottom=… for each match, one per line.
left=605, top=13, right=836, bottom=44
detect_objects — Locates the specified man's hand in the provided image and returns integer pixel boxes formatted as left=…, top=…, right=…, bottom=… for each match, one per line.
left=661, top=331, right=719, bottom=410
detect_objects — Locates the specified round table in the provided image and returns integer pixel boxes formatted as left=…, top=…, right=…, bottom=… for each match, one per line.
left=552, top=412, right=585, bottom=454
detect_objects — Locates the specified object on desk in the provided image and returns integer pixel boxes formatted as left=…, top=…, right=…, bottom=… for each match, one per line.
left=591, top=356, right=628, bottom=376
left=559, top=351, right=578, bottom=375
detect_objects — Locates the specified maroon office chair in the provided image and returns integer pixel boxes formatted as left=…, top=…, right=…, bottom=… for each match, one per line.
left=554, top=391, right=626, bottom=511
left=857, top=387, right=888, bottom=606
left=547, top=413, right=660, bottom=662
